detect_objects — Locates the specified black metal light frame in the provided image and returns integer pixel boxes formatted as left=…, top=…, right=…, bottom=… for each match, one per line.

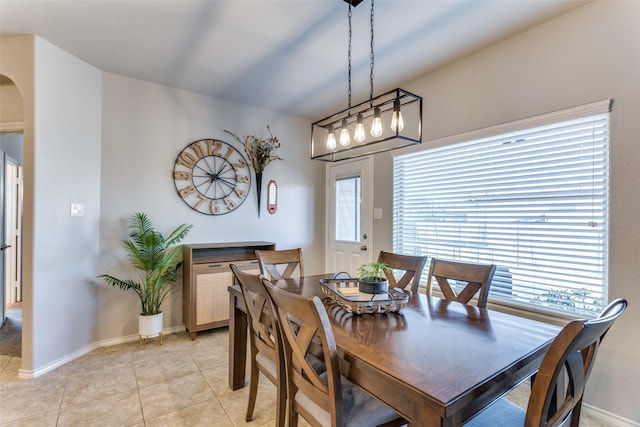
left=311, top=88, right=422, bottom=162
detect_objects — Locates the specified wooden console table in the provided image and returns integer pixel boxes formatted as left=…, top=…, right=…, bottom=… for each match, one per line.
left=182, top=241, right=275, bottom=339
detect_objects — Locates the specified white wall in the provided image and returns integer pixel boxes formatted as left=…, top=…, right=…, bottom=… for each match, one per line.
left=31, top=37, right=102, bottom=372
left=372, top=1, right=640, bottom=422
left=0, top=35, right=103, bottom=374
left=98, top=73, right=324, bottom=340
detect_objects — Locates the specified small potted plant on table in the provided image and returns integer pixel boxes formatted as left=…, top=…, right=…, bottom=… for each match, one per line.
left=99, top=212, right=192, bottom=346
left=358, top=261, right=392, bottom=294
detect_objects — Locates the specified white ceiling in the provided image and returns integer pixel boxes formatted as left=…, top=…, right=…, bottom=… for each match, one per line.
left=0, top=0, right=589, bottom=120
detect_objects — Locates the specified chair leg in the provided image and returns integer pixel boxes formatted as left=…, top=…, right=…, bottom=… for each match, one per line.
left=276, top=372, right=287, bottom=427
left=246, top=356, right=259, bottom=421
left=275, top=387, right=286, bottom=427
left=287, top=411, right=298, bottom=427
left=570, top=398, right=584, bottom=427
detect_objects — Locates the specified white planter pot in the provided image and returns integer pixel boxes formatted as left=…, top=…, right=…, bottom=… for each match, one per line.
left=139, top=312, right=163, bottom=339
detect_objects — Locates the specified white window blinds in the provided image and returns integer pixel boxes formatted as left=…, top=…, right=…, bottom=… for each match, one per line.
left=393, top=102, right=610, bottom=317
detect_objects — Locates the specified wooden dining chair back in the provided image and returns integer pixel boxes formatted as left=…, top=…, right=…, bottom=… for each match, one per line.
left=229, top=264, right=285, bottom=427
left=426, top=258, right=496, bottom=308
left=465, top=297, right=627, bottom=427
left=377, top=251, right=428, bottom=292
left=263, top=281, right=403, bottom=427
left=256, top=248, right=304, bottom=280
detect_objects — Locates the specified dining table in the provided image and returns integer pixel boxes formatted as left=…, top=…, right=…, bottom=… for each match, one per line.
left=228, top=274, right=561, bottom=426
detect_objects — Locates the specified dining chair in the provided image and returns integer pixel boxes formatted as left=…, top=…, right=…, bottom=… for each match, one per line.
left=256, top=248, right=304, bottom=280
left=426, top=258, right=496, bottom=308
left=263, top=280, right=405, bottom=427
left=229, top=264, right=286, bottom=427
left=464, top=297, right=627, bottom=427
left=377, top=251, right=428, bottom=293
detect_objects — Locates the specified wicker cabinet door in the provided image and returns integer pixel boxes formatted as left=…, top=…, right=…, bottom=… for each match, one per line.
left=195, top=269, right=231, bottom=325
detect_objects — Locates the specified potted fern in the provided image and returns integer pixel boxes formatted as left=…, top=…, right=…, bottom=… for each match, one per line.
left=358, top=261, right=392, bottom=294
left=99, top=212, right=192, bottom=341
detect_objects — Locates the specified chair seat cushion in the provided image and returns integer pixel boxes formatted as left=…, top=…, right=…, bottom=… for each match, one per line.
left=296, top=373, right=400, bottom=427
left=464, top=397, right=525, bottom=427
left=256, top=351, right=277, bottom=377
left=256, top=352, right=325, bottom=380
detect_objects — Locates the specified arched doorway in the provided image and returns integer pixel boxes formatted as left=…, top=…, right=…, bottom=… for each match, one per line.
left=0, top=74, right=25, bottom=362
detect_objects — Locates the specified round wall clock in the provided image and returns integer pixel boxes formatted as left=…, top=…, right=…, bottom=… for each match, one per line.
left=173, top=139, right=251, bottom=215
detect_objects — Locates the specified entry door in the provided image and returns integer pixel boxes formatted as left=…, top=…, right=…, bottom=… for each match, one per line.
left=326, top=157, right=373, bottom=277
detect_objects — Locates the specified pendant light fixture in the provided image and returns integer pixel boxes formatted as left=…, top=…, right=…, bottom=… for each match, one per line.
left=311, top=0, right=422, bottom=162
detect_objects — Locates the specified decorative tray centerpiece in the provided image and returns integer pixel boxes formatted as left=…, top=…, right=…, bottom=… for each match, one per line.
left=319, top=278, right=409, bottom=314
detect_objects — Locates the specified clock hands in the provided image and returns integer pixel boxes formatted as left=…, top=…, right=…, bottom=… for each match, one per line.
left=193, top=156, right=237, bottom=198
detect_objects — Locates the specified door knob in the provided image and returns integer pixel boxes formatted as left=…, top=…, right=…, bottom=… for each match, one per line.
left=0, top=244, right=11, bottom=251
left=360, top=245, right=368, bottom=251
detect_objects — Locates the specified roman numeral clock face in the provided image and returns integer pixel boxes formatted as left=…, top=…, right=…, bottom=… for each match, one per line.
left=173, top=139, right=251, bottom=215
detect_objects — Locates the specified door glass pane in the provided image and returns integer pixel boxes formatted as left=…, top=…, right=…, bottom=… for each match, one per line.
left=336, top=176, right=361, bottom=241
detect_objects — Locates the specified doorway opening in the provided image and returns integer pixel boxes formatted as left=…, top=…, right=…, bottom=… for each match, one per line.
left=0, top=74, right=25, bottom=361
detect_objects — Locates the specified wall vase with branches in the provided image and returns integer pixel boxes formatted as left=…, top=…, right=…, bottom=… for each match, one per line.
left=225, top=126, right=282, bottom=216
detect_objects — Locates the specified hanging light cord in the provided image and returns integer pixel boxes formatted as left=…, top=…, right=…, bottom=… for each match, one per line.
left=348, top=3, right=352, bottom=112
left=369, top=0, right=375, bottom=104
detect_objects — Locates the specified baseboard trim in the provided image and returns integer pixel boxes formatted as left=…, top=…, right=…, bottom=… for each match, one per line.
left=583, top=403, right=640, bottom=427
left=18, top=341, right=99, bottom=379
left=18, top=325, right=186, bottom=379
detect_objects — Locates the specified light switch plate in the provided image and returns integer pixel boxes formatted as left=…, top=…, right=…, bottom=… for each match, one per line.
left=373, top=208, right=383, bottom=220
left=71, top=202, right=85, bottom=217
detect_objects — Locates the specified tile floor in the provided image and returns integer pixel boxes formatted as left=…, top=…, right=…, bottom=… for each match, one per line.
left=0, top=325, right=619, bottom=426
left=0, top=327, right=292, bottom=427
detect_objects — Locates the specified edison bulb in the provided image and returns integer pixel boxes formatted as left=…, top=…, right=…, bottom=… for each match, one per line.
left=391, top=110, right=404, bottom=132
left=326, top=126, right=337, bottom=151
left=339, top=119, right=350, bottom=146
left=354, top=113, right=366, bottom=143
left=370, top=107, right=383, bottom=138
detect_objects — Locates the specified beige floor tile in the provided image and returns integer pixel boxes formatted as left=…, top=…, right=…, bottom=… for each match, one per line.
left=144, top=398, right=233, bottom=427
left=61, top=365, right=138, bottom=407
left=57, top=351, right=133, bottom=379
left=201, top=364, right=233, bottom=397
left=0, top=357, right=22, bottom=383
left=505, top=381, right=531, bottom=408
left=0, top=355, right=12, bottom=371
left=0, top=410, right=59, bottom=427
left=189, top=343, right=229, bottom=371
left=131, top=340, right=187, bottom=365
left=134, top=352, right=199, bottom=388
left=138, top=371, right=215, bottom=420
left=0, top=380, right=64, bottom=424
left=57, top=388, right=143, bottom=427
left=81, top=342, right=137, bottom=362
left=216, top=378, right=279, bottom=426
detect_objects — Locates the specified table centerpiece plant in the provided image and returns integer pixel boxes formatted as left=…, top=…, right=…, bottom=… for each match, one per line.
left=224, top=126, right=282, bottom=216
left=99, top=212, right=192, bottom=342
left=358, top=261, right=392, bottom=294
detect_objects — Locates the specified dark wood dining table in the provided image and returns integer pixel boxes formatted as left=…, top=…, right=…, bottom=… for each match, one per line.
left=228, top=274, right=560, bottom=426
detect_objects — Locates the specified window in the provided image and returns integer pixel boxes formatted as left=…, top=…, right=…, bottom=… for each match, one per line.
left=393, top=101, right=611, bottom=317
left=336, top=176, right=361, bottom=241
